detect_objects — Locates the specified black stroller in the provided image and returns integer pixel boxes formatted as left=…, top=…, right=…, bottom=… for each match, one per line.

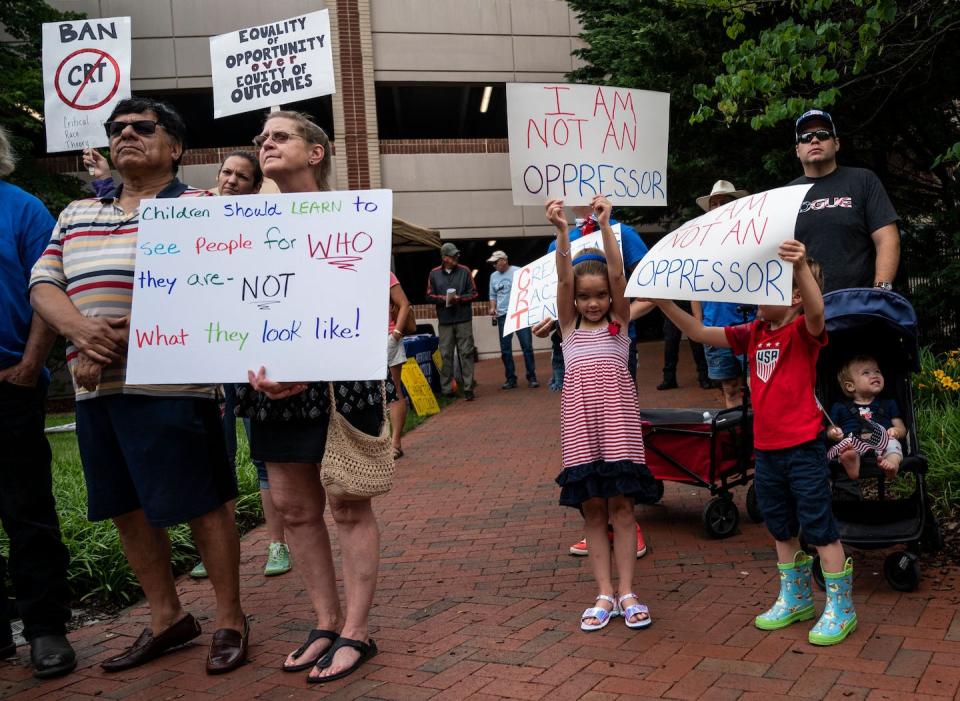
left=809, top=288, right=942, bottom=591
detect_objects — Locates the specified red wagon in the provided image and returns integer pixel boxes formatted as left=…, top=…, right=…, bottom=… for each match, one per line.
left=640, top=406, right=760, bottom=537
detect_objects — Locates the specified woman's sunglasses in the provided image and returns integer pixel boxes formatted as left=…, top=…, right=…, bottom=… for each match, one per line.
left=103, top=119, right=161, bottom=139
left=252, top=130, right=305, bottom=149
left=797, top=129, right=834, bottom=144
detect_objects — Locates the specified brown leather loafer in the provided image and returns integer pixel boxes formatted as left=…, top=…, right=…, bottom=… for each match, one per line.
left=101, top=613, right=201, bottom=672
left=206, top=616, right=249, bottom=675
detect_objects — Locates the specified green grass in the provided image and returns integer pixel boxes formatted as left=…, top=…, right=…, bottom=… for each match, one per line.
left=913, top=347, right=960, bottom=516
left=1, top=394, right=447, bottom=608
left=0, top=416, right=263, bottom=607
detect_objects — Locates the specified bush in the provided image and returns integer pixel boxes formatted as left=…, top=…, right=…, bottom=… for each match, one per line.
left=914, top=348, right=960, bottom=515
left=0, top=417, right=263, bottom=607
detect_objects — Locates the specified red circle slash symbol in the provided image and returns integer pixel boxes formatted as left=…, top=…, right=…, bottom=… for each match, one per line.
left=54, top=48, right=121, bottom=111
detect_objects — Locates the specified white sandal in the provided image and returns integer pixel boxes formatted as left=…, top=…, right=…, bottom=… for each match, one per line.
left=618, top=593, right=652, bottom=629
left=580, top=594, right=619, bottom=631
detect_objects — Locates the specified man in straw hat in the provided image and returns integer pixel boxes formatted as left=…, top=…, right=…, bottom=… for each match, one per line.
left=487, top=250, right=538, bottom=390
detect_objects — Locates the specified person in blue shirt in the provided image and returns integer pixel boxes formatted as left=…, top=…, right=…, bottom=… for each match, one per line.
left=690, top=181, right=755, bottom=407
left=487, top=250, right=538, bottom=389
left=545, top=205, right=650, bottom=388
left=0, top=126, right=76, bottom=679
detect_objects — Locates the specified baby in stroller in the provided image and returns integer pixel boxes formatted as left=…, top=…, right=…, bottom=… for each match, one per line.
left=827, top=355, right=907, bottom=481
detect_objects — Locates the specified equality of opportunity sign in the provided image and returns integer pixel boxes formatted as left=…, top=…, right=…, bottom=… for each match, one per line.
left=41, top=17, right=131, bottom=153
left=506, top=83, right=669, bottom=207
left=624, top=184, right=814, bottom=305
left=502, top=226, right=622, bottom=335
left=125, top=190, right=392, bottom=384
left=210, top=10, right=336, bottom=119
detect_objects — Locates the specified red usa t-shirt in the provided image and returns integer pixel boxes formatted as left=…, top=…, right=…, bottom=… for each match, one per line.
left=724, top=316, right=827, bottom=450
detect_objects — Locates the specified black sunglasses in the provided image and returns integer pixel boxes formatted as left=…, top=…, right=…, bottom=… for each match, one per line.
left=104, top=119, right=161, bottom=139
left=797, top=129, right=834, bottom=144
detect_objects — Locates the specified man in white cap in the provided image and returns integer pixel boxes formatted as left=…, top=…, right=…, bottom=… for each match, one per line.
left=487, top=250, right=538, bottom=389
left=691, top=180, right=756, bottom=408
left=426, top=242, right=479, bottom=399
left=789, top=109, right=899, bottom=292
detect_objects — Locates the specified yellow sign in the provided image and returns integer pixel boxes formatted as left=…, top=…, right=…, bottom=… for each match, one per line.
left=401, top=358, right=440, bottom=416
left=432, top=349, right=442, bottom=371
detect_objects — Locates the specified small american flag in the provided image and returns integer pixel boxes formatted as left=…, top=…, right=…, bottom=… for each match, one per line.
left=827, top=419, right=891, bottom=460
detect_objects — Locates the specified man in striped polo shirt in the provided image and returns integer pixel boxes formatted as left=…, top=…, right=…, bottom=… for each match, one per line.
left=30, top=98, right=248, bottom=675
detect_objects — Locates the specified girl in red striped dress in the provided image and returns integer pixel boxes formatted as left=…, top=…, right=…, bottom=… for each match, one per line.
left=546, top=195, right=659, bottom=632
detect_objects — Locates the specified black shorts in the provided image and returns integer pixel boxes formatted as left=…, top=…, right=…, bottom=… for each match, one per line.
left=76, top=395, right=237, bottom=528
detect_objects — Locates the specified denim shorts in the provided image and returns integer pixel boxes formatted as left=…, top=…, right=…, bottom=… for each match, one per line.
left=704, top=344, right=745, bottom=381
left=77, top=395, right=237, bottom=528
left=754, top=436, right=839, bottom=545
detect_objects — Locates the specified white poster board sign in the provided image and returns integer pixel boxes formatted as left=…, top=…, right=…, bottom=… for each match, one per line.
left=126, top=190, right=392, bottom=384
left=624, top=185, right=813, bottom=304
left=210, top=10, right=335, bottom=118
left=41, top=17, right=131, bottom=153
left=506, top=83, right=669, bottom=207
left=503, top=225, right=622, bottom=335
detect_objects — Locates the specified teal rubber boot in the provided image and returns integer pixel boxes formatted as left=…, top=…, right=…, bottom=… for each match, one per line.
left=755, top=551, right=815, bottom=630
left=809, top=557, right=857, bottom=645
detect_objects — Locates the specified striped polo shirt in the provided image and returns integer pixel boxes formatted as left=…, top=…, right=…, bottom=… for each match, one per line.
left=30, top=179, right=217, bottom=401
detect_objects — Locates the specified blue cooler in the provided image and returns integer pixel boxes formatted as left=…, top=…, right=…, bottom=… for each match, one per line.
left=402, top=334, right=441, bottom=394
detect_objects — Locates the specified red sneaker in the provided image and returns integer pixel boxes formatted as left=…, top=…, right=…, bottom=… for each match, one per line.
left=635, top=524, right=648, bottom=558
left=569, top=528, right=615, bottom=556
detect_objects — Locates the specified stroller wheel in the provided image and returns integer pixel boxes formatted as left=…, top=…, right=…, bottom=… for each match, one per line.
left=811, top=556, right=826, bottom=590
left=745, top=484, right=763, bottom=523
left=883, top=551, right=921, bottom=592
left=703, top=497, right=739, bottom=539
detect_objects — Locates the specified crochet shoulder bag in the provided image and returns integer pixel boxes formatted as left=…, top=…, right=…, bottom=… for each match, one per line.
left=320, top=381, right=395, bottom=499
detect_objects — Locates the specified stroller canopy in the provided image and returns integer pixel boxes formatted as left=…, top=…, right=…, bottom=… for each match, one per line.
left=822, top=288, right=920, bottom=372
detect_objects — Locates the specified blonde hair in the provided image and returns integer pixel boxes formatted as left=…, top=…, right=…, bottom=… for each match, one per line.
left=0, top=125, right=17, bottom=178
left=837, top=354, right=877, bottom=396
left=264, top=110, right=331, bottom=190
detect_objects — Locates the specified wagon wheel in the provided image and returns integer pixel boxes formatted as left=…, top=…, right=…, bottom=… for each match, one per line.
left=745, top=484, right=764, bottom=523
left=884, top=551, right=921, bottom=592
left=702, top=497, right=739, bottom=539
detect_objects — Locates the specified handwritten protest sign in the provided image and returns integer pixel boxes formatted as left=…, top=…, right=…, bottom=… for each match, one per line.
left=502, top=225, right=622, bottom=335
left=506, top=83, right=669, bottom=207
left=42, top=17, right=131, bottom=153
left=210, top=10, right=335, bottom=118
left=126, top=190, right=392, bottom=384
left=400, top=359, right=440, bottom=416
left=624, top=185, right=813, bottom=305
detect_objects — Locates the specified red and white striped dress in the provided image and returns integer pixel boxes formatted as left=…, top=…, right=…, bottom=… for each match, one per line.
left=556, top=325, right=655, bottom=507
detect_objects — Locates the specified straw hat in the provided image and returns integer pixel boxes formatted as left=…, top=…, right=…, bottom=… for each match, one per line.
left=696, top=180, right=749, bottom=212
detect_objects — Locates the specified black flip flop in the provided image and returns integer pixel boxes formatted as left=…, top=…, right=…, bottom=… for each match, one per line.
left=306, top=637, right=378, bottom=684
left=281, top=629, right=338, bottom=672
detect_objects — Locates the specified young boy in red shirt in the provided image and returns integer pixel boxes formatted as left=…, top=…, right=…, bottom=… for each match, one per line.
left=650, top=240, right=856, bottom=646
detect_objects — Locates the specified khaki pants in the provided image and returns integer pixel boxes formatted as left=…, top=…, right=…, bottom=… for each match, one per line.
left=438, top=321, right=475, bottom=394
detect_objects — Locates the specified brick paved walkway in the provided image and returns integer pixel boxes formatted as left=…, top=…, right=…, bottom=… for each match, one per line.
left=4, top=342, right=960, bottom=700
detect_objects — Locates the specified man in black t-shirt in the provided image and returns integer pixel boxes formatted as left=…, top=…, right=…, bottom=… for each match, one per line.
left=789, top=110, right=900, bottom=292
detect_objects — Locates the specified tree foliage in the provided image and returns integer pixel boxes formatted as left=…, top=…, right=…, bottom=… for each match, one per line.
left=568, top=0, right=960, bottom=346
left=1, top=0, right=87, bottom=213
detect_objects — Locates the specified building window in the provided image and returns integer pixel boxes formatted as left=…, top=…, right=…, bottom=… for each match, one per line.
left=145, top=90, right=335, bottom=148
left=376, top=84, right=506, bottom=139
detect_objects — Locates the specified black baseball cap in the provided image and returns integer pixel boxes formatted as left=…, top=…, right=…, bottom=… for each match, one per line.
left=795, top=109, right=837, bottom=140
